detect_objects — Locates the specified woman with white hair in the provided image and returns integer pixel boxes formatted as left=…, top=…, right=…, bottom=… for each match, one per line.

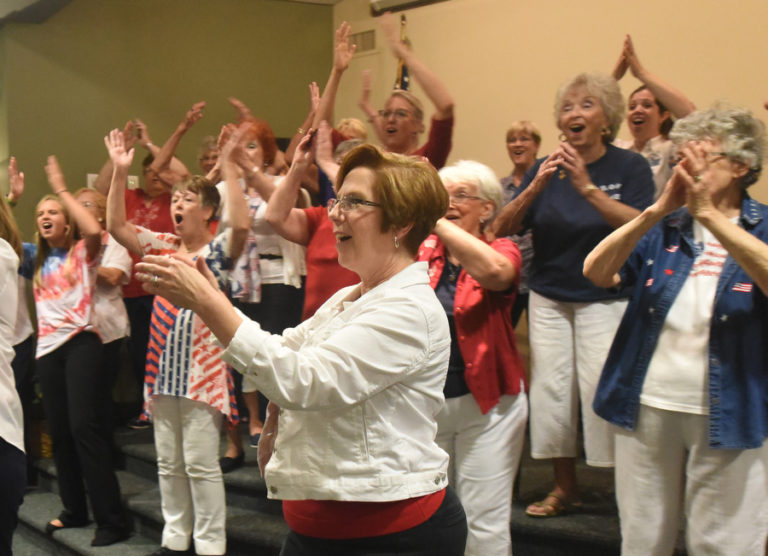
left=493, top=72, right=655, bottom=518
left=584, top=104, right=768, bottom=555
left=417, top=160, right=526, bottom=555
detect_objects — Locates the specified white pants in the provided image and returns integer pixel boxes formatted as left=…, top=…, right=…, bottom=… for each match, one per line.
left=153, top=395, right=226, bottom=555
left=436, top=393, right=528, bottom=556
left=528, top=291, right=626, bottom=466
left=616, top=405, right=768, bottom=556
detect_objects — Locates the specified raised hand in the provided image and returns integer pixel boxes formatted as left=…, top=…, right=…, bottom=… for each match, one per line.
left=121, top=120, right=137, bottom=151
left=220, top=122, right=249, bottom=170
left=8, top=156, right=24, bottom=202
left=334, top=21, right=356, bottom=71
left=611, top=49, right=628, bottom=80
left=653, top=165, right=687, bottom=216
left=228, top=97, right=253, bottom=124
left=675, top=142, right=719, bottom=219
left=622, top=35, right=646, bottom=80
left=134, top=119, right=153, bottom=149
left=182, top=101, right=206, bottom=130
left=44, top=156, right=69, bottom=195
left=380, top=12, right=406, bottom=58
left=315, top=120, right=340, bottom=183
left=309, top=81, right=320, bottom=115
left=104, top=128, right=136, bottom=170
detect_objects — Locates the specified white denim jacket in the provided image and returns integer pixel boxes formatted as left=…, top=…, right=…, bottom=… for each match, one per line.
left=222, top=261, right=451, bottom=501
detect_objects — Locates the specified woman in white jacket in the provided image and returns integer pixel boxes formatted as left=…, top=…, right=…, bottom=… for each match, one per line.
left=138, top=143, right=468, bottom=556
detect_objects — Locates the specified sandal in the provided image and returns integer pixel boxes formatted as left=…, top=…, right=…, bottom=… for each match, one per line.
left=525, top=491, right=583, bottom=518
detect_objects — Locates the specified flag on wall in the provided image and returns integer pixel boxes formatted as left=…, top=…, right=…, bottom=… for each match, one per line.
left=393, top=14, right=410, bottom=90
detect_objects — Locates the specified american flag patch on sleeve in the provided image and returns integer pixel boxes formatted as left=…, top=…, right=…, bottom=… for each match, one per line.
left=732, top=282, right=753, bottom=293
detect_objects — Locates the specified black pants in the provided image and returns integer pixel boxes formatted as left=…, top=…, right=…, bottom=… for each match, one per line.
left=36, top=332, right=124, bottom=533
left=0, top=437, right=25, bottom=556
left=11, top=335, right=35, bottom=481
left=511, top=292, right=529, bottom=328
left=279, top=487, right=468, bottom=556
left=123, top=295, right=154, bottom=391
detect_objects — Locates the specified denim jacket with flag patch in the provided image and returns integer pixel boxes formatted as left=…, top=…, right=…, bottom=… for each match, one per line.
left=593, top=194, right=768, bottom=449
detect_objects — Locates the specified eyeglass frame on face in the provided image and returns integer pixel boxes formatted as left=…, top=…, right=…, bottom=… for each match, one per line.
left=378, top=108, right=413, bottom=121
left=448, top=191, right=485, bottom=205
left=674, top=150, right=731, bottom=165
left=327, top=196, right=382, bottom=214
left=507, top=135, right=534, bottom=144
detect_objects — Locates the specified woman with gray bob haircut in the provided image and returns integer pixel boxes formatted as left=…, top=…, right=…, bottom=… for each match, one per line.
left=584, top=104, right=768, bottom=554
left=493, top=71, right=654, bottom=518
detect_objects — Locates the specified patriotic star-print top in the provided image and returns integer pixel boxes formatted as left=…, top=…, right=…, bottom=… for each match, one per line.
left=137, top=226, right=239, bottom=425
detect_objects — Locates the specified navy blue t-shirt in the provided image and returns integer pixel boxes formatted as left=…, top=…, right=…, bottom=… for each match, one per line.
left=520, top=144, right=654, bottom=302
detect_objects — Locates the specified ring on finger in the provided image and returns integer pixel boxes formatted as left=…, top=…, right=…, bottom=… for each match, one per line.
left=153, top=274, right=159, bottom=286
left=694, top=175, right=702, bottom=182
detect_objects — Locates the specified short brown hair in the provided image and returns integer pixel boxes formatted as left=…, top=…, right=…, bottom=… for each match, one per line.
left=336, top=145, right=448, bottom=255
left=506, top=121, right=542, bottom=146
left=172, top=176, right=220, bottom=223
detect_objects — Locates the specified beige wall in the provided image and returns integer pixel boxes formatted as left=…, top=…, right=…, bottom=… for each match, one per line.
left=333, top=0, right=768, bottom=201
left=4, top=0, right=768, bottom=241
left=1, top=0, right=333, bottom=237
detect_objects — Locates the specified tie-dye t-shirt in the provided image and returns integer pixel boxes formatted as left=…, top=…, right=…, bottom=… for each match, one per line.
left=31, top=240, right=100, bottom=358
left=135, top=226, right=239, bottom=425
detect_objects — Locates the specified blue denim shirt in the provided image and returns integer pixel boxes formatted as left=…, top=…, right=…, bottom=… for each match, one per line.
left=593, top=195, right=768, bottom=449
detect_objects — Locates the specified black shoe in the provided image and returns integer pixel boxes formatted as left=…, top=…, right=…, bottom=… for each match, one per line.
left=147, top=546, right=193, bottom=555
left=127, top=415, right=152, bottom=430
left=219, top=451, right=245, bottom=473
left=91, top=526, right=130, bottom=546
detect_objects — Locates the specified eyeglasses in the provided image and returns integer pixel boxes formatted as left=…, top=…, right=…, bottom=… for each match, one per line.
left=507, top=136, right=533, bottom=144
left=378, top=109, right=412, bottom=120
left=327, top=196, right=382, bottom=214
left=704, top=151, right=729, bottom=163
left=674, top=151, right=731, bottom=165
left=448, top=192, right=484, bottom=204
left=79, top=201, right=96, bottom=208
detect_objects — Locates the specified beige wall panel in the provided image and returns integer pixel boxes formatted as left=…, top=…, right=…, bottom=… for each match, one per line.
left=333, top=0, right=768, bottom=201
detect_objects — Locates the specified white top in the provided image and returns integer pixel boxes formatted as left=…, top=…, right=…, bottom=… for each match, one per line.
left=11, top=276, right=33, bottom=346
left=615, top=136, right=676, bottom=200
left=137, top=227, right=238, bottom=423
left=641, top=220, right=730, bottom=415
left=92, top=232, right=132, bottom=344
left=216, top=179, right=305, bottom=301
left=33, top=239, right=100, bottom=358
left=0, top=240, right=24, bottom=453
left=222, top=261, right=451, bottom=501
